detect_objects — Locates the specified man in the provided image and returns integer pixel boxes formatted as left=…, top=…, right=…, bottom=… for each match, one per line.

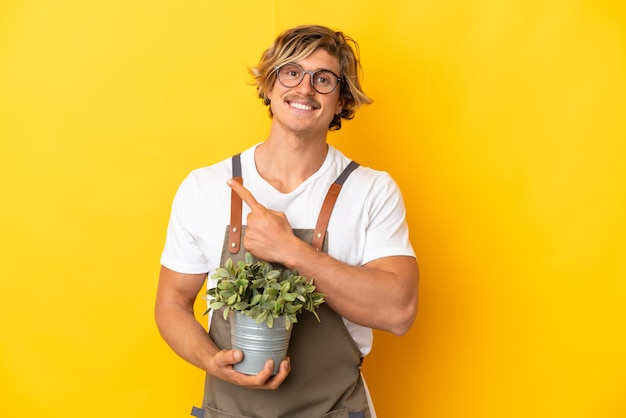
left=155, top=25, right=419, bottom=418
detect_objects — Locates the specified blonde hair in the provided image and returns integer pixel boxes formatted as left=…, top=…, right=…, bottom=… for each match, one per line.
left=250, top=25, right=373, bottom=131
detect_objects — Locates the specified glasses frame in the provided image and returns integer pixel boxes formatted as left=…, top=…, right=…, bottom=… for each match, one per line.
left=274, top=63, right=342, bottom=94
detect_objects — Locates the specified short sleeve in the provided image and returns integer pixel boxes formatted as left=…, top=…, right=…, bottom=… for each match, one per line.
left=362, top=172, right=416, bottom=264
left=160, top=174, right=211, bottom=274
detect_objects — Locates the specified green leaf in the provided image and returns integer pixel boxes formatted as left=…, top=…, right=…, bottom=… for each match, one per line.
left=283, top=293, right=297, bottom=302
left=285, top=303, right=303, bottom=314
left=256, top=310, right=268, bottom=324
left=209, top=301, right=225, bottom=310
left=233, top=301, right=250, bottom=310
left=213, top=267, right=231, bottom=279
left=224, top=258, right=234, bottom=272
left=250, top=294, right=262, bottom=306
left=280, top=281, right=291, bottom=293
left=312, top=310, right=321, bottom=322
left=248, top=305, right=261, bottom=318
left=261, top=301, right=275, bottom=311
left=217, top=281, right=233, bottom=290
left=260, top=262, right=271, bottom=276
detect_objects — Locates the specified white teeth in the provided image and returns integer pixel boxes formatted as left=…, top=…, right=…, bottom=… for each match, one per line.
left=289, top=102, right=313, bottom=111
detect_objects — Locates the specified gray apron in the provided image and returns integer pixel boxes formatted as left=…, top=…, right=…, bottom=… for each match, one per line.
left=195, top=155, right=371, bottom=418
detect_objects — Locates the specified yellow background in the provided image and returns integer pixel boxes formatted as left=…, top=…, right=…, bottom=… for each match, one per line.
left=1, top=1, right=625, bottom=417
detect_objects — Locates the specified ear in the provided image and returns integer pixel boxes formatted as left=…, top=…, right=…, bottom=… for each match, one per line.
left=335, top=97, right=344, bottom=115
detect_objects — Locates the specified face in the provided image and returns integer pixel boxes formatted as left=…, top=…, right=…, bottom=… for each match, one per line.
left=266, top=48, right=343, bottom=137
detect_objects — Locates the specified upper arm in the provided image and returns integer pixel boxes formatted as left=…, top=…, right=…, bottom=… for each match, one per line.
left=364, top=255, right=420, bottom=331
left=155, top=265, right=207, bottom=311
left=364, top=255, right=419, bottom=286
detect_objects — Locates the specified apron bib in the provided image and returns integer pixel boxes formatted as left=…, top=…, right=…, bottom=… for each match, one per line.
left=197, top=155, right=370, bottom=418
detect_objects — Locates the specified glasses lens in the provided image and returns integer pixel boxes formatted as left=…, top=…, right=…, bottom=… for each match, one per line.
left=277, top=64, right=303, bottom=88
left=311, top=70, right=338, bottom=94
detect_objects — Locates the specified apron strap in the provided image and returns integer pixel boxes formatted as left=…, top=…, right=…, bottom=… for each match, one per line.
left=228, top=154, right=360, bottom=253
left=312, top=160, right=360, bottom=251
left=228, top=153, right=243, bottom=254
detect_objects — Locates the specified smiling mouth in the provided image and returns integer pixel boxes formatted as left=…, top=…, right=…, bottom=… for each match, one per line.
left=289, top=102, right=314, bottom=111
left=285, top=96, right=320, bottom=111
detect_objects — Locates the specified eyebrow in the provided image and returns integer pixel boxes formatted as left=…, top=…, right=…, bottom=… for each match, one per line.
left=287, top=62, right=340, bottom=76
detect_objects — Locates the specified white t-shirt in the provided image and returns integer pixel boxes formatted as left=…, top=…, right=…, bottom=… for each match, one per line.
left=160, top=143, right=415, bottom=357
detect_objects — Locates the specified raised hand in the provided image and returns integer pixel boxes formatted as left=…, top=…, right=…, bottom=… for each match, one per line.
left=227, top=179, right=304, bottom=265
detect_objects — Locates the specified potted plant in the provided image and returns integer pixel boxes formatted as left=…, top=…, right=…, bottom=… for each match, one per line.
left=204, top=252, right=325, bottom=375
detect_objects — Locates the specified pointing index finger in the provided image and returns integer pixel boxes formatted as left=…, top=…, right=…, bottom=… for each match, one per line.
left=227, top=179, right=265, bottom=211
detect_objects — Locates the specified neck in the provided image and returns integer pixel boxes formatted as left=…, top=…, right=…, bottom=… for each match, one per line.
left=255, top=130, right=329, bottom=193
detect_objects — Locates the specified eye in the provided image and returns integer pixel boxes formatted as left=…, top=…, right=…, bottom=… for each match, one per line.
left=314, top=71, right=335, bottom=86
left=316, top=75, right=329, bottom=85
left=282, top=65, right=302, bottom=79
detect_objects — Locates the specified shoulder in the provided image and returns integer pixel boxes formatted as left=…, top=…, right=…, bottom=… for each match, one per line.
left=178, top=144, right=259, bottom=195
left=172, top=149, right=250, bottom=207
left=336, top=163, right=405, bottom=216
left=350, top=164, right=400, bottom=195
left=327, top=146, right=394, bottom=184
left=187, top=159, right=232, bottom=186
left=329, top=146, right=395, bottom=182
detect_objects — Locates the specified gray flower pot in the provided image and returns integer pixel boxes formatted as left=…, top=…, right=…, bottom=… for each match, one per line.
left=230, top=311, right=292, bottom=375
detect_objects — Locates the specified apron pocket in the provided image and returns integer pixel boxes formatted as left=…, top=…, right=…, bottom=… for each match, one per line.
left=320, top=409, right=351, bottom=418
left=202, top=404, right=254, bottom=418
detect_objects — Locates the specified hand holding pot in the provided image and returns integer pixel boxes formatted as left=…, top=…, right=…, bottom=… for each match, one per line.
left=209, top=348, right=291, bottom=390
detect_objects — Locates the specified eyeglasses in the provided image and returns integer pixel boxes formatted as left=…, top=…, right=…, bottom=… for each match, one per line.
left=275, top=63, right=342, bottom=94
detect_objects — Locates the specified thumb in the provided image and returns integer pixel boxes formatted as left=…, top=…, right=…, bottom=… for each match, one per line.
left=214, top=349, right=243, bottom=367
left=232, top=349, right=243, bottom=363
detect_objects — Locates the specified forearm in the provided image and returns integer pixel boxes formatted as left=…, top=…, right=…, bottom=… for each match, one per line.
left=283, top=242, right=419, bottom=335
left=154, top=267, right=218, bottom=372
left=155, top=302, right=218, bottom=372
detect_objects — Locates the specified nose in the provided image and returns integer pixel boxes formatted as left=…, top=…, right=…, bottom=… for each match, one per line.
left=295, top=72, right=315, bottom=95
